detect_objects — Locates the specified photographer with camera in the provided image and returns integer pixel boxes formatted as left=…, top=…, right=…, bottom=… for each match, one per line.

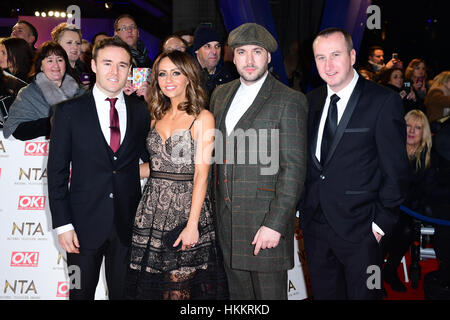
left=365, top=46, right=403, bottom=76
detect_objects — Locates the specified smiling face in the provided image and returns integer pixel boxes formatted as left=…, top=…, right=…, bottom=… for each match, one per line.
left=58, top=30, right=81, bottom=66
left=157, top=57, right=189, bottom=104
left=41, top=54, right=66, bottom=86
left=233, top=44, right=270, bottom=86
left=91, top=45, right=131, bottom=97
left=313, top=32, right=356, bottom=92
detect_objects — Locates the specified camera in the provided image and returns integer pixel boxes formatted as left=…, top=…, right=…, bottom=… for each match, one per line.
left=392, top=53, right=398, bottom=60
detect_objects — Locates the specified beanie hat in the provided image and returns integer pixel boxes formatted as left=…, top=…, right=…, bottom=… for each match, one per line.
left=193, top=25, right=221, bottom=51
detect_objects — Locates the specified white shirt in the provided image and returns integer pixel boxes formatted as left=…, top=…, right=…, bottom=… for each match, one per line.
left=315, top=69, right=359, bottom=162
left=314, top=69, right=384, bottom=236
left=225, top=71, right=268, bottom=135
left=55, top=85, right=127, bottom=235
left=92, top=85, right=127, bottom=145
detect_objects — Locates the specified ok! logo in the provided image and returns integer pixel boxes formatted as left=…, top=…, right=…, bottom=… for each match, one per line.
left=17, top=196, right=46, bottom=210
left=10, top=252, right=39, bottom=267
left=24, top=142, right=49, bottom=156
left=56, top=281, right=69, bottom=298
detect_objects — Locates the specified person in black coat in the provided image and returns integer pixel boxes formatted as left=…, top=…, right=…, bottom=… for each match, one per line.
left=47, top=37, right=150, bottom=300
left=192, top=25, right=238, bottom=98
left=0, top=68, right=27, bottom=128
left=378, top=67, right=417, bottom=114
left=381, top=109, right=436, bottom=292
left=300, top=28, right=410, bottom=300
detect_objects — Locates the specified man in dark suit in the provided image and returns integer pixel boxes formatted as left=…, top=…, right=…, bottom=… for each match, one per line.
left=211, top=23, right=308, bottom=299
left=300, top=27, right=410, bottom=299
left=47, top=37, right=150, bottom=300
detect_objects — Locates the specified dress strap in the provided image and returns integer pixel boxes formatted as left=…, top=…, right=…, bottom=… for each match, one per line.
left=188, top=118, right=196, bottom=130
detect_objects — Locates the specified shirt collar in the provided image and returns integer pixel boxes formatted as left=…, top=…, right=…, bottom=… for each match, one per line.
left=326, top=69, right=359, bottom=102
left=93, top=84, right=125, bottom=105
left=238, top=71, right=268, bottom=93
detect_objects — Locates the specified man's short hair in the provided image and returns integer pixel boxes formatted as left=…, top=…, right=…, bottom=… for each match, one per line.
left=17, top=20, right=38, bottom=47
left=114, top=14, right=137, bottom=32
left=92, top=32, right=109, bottom=44
left=92, top=37, right=132, bottom=65
left=368, top=45, right=383, bottom=57
left=313, top=27, right=354, bottom=52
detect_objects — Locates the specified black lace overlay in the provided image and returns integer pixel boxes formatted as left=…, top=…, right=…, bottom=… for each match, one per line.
left=125, top=125, right=228, bottom=300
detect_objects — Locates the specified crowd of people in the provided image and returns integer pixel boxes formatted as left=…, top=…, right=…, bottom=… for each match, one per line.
left=0, top=14, right=449, bottom=301
left=356, top=45, right=450, bottom=296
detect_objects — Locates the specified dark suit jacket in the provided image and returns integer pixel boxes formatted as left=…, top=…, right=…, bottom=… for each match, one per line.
left=48, top=91, right=150, bottom=249
left=300, top=76, right=410, bottom=242
left=211, top=73, right=308, bottom=272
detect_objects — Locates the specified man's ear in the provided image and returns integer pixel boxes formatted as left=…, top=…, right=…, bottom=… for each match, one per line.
left=350, top=49, right=356, bottom=66
left=91, top=58, right=97, bottom=74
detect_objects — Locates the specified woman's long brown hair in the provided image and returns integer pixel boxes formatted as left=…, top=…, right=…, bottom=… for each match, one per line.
left=147, top=50, right=208, bottom=120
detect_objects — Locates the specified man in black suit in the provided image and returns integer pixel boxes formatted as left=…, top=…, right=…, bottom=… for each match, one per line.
left=299, top=28, right=410, bottom=299
left=48, top=37, right=150, bottom=300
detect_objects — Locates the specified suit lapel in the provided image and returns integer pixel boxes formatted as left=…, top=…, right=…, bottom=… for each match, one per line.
left=322, top=77, right=365, bottom=166
left=114, top=95, right=133, bottom=158
left=85, top=92, right=112, bottom=159
left=217, top=80, right=241, bottom=133
left=311, top=87, right=327, bottom=170
left=234, top=74, right=274, bottom=132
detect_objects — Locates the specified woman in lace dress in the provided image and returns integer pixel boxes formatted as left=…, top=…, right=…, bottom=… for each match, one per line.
left=125, top=50, right=227, bottom=300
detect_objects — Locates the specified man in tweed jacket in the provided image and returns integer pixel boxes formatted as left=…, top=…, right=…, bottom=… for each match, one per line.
left=210, top=23, right=308, bottom=299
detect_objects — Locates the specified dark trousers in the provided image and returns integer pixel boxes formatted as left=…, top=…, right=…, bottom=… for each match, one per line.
left=303, top=209, right=383, bottom=300
left=381, top=214, right=414, bottom=276
left=224, top=264, right=287, bottom=300
left=66, top=226, right=129, bottom=300
left=435, top=225, right=450, bottom=284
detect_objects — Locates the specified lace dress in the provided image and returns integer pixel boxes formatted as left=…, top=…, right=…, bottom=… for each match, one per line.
left=125, top=121, right=228, bottom=300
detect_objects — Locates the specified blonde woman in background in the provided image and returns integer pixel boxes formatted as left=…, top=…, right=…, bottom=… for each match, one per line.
left=51, top=23, right=89, bottom=84
left=382, top=110, right=436, bottom=293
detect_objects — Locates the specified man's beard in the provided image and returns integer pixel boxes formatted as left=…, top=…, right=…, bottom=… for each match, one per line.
left=239, top=65, right=267, bottom=84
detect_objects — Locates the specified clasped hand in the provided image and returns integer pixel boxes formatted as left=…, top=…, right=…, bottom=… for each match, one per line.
left=173, top=224, right=199, bottom=251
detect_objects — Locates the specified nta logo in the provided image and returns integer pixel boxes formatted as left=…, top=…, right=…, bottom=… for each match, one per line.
left=3, top=280, right=37, bottom=295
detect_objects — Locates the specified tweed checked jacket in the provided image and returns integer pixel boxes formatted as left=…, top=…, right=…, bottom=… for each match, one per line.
left=210, top=73, right=308, bottom=272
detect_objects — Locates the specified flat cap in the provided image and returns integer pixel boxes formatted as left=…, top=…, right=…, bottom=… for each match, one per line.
left=228, top=23, right=277, bottom=52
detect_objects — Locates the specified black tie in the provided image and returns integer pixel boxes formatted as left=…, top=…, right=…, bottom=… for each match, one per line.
left=320, top=94, right=340, bottom=164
